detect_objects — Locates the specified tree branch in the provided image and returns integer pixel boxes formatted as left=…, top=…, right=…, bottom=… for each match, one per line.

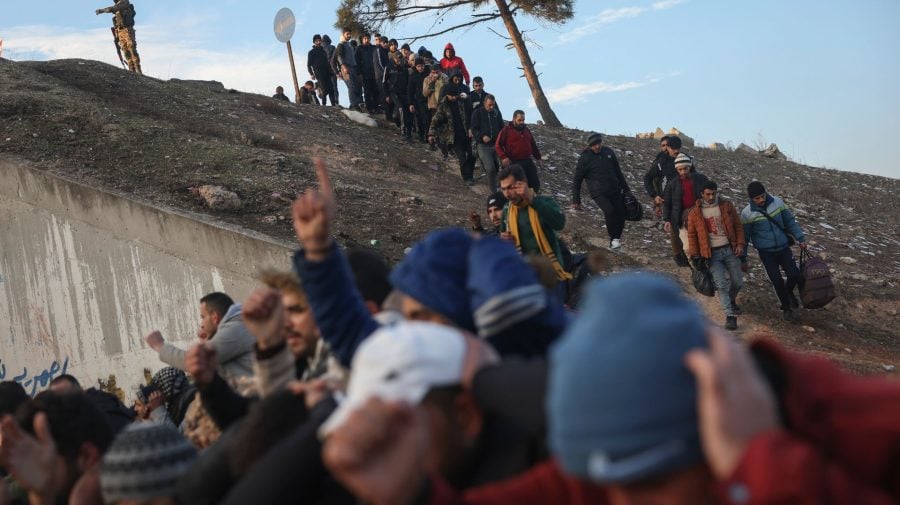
left=399, top=14, right=501, bottom=43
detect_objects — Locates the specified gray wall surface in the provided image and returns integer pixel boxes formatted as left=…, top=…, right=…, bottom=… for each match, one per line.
left=0, top=157, right=293, bottom=398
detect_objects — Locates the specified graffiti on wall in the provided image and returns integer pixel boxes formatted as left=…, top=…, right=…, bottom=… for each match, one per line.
left=0, top=357, right=70, bottom=397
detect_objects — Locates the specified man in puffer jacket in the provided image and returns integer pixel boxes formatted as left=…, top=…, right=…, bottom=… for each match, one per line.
left=741, top=181, right=808, bottom=323
left=570, top=133, right=630, bottom=250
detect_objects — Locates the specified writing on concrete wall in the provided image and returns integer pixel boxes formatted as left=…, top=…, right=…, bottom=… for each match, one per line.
left=0, top=357, right=70, bottom=397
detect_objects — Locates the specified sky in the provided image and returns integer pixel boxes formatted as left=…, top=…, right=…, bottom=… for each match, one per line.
left=2, top=0, right=898, bottom=179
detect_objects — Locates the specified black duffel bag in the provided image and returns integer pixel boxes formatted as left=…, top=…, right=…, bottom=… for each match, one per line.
left=623, top=190, right=643, bottom=221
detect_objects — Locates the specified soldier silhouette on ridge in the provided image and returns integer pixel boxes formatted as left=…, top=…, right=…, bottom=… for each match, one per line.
left=96, top=0, right=142, bottom=74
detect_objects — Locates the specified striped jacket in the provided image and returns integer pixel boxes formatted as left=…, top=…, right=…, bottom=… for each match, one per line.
left=740, top=194, right=805, bottom=253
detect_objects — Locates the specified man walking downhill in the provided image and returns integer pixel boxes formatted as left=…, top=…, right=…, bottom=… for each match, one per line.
left=499, top=164, right=571, bottom=286
left=428, top=83, right=476, bottom=185
left=687, top=180, right=746, bottom=330
left=663, top=152, right=709, bottom=266
left=495, top=110, right=544, bottom=193
left=741, top=181, right=808, bottom=323
left=469, top=95, right=504, bottom=192
left=570, top=133, right=631, bottom=250
left=643, top=135, right=675, bottom=219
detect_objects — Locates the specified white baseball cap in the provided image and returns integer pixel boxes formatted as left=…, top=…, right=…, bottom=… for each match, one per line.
left=319, top=321, right=467, bottom=436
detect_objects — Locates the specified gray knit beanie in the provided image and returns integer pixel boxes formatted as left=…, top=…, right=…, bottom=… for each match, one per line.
left=101, top=423, right=197, bottom=504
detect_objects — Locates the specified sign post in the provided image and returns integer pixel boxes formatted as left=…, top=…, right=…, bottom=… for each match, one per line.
left=274, top=8, right=301, bottom=104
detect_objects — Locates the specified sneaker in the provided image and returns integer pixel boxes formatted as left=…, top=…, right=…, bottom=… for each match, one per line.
left=730, top=298, right=742, bottom=315
left=789, top=293, right=800, bottom=309
left=610, top=239, right=621, bottom=250
left=725, top=316, right=737, bottom=331
left=782, top=309, right=797, bottom=323
left=674, top=254, right=690, bottom=268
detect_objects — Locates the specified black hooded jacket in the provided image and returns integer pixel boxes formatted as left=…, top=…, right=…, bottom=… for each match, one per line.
left=572, top=146, right=630, bottom=205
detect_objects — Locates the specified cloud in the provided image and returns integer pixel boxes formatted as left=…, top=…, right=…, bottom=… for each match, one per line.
left=544, top=73, right=678, bottom=104
left=556, top=0, right=686, bottom=45
left=0, top=23, right=297, bottom=97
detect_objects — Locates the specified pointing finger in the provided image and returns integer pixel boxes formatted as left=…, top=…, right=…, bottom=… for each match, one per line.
left=314, top=157, right=333, bottom=199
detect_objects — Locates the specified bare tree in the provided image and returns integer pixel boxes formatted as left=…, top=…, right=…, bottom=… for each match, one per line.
left=335, top=0, right=573, bottom=127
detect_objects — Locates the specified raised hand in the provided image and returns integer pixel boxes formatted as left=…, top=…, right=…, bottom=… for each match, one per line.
left=0, top=413, right=63, bottom=501
left=185, top=342, right=217, bottom=387
left=684, top=328, right=779, bottom=479
left=144, top=330, right=165, bottom=352
left=324, top=399, right=429, bottom=505
left=241, top=288, right=285, bottom=350
left=292, top=158, right=336, bottom=261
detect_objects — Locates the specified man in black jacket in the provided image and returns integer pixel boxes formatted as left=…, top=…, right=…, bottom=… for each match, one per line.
left=643, top=135, right=675, bottom=216
left=388, top=53, right=412, bottom=139
left=355, top=33, right=378, bottom=112
left=307, top=34, right=336, bottom=106
left=570, top=133, right=631, bottom=250
left=470, top=95, right=504, bottom=191
left=663, top=153, right=709, bottom=266
left=407, top=58, right=429, bottom=143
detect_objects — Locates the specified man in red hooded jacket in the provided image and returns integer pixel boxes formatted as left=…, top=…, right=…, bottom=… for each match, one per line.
left=495, top=110, right=544, bottom=193
left=440, top=43, right=470, bottom=86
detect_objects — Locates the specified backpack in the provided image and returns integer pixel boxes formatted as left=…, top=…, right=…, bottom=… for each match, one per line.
left=799, top=249, right=835, bottom=309
left=623, top=190, right=643, bottom=221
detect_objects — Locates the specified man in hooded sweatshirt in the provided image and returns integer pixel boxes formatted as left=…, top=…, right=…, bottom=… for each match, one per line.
left=439, top=42, right=470, bottom=85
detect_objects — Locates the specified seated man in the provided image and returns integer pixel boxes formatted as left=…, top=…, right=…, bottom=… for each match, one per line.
left=144, top=292, right=255, bottom=388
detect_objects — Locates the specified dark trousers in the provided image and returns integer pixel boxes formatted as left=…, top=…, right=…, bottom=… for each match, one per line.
left=758, top=247, right=801, bottom=310
left=592, top=192, right=626, bottom=240
left=392, top=94, right=411, bottom=135
left=315, top=71, right=337, bottom=106
left=513, top=158, right=540, bottom=193
left=452, top=138, right=475, bottom=182
left=413, top=101, right=429, bottom=140
left=362, top=76, right=379, bottom=111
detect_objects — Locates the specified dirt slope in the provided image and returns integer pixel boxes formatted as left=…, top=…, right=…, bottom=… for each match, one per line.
left=2, top=58, right=898, bottom=374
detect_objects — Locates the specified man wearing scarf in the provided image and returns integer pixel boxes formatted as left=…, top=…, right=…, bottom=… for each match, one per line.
left=499, top=164, right=571, bottom=285
left=686, top=180, right=746, bottom=330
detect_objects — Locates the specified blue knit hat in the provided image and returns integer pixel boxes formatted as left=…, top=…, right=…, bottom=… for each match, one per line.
left=467, top=236, right=566, bottom=357
left=548, top=272, right=708, bottom=484
left=390, top=228, right=475, bottom=331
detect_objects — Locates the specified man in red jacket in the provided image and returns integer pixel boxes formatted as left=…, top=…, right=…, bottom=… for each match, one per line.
left=495, top=110, right=544, bottom=193
left=324, top=273, right=900, bottom=505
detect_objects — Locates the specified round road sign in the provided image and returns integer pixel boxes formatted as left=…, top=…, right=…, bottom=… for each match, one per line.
left=274, top=8, right=295, bottom=43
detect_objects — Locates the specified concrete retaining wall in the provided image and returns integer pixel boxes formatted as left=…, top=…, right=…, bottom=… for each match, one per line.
left=0, top=157, right=293, bottom=399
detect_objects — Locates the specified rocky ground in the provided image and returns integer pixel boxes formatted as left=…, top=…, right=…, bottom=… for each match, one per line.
left=2, top=58, right=898, bottom=374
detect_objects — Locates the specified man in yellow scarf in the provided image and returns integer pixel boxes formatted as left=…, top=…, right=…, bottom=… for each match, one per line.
left=499, top=164, right=571, bottom=281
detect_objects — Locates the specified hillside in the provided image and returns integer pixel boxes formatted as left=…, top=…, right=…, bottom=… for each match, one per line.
left=1, top=57, right=898, bottom=374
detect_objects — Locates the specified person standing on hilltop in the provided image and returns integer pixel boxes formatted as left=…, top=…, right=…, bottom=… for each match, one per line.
left=308, top=34, right=336, bottom=106
left=96, top=0, right=142, bottom=74
left=741, top=181, right=808, bottom=323
left=439, top=42, right=470, bottom=86
left=570, top=133, right=630, bottom=250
